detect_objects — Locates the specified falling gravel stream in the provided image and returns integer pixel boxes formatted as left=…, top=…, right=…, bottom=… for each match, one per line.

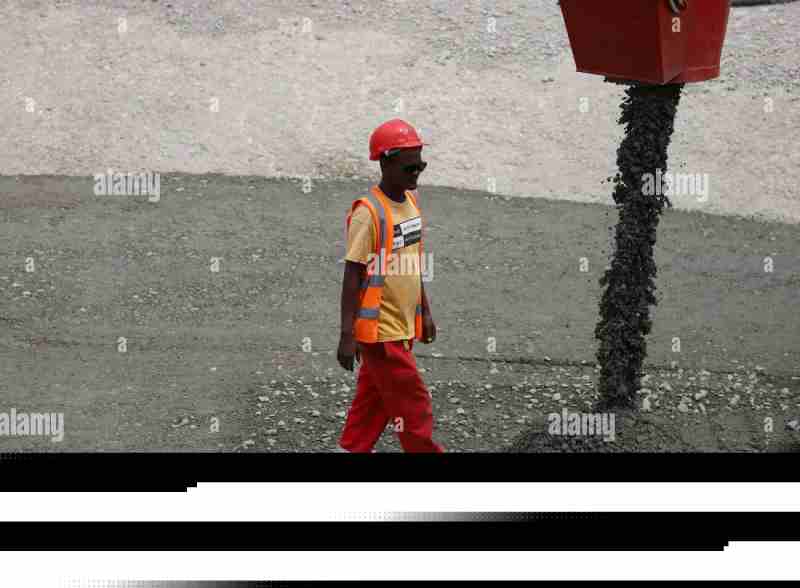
left=595, top=83, right=685, bottom=411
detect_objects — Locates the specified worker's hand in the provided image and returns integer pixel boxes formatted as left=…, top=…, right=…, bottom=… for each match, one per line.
left=421, top=313, right=436, bottom=344
left=668, top=0, right=688, bottom=14
left=337, top=333, right=360, bottom=371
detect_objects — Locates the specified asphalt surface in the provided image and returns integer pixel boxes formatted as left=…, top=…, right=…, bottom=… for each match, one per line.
left=1, top=174, right=798, bottom=451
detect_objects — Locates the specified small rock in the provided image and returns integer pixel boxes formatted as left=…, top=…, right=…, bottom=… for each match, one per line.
left=642, top=397, right=652, bottom=412
left=456, top=408, right=466, bottom=415
left=171, top=417, right=189, bottom=428
left=552, top=393, right=561, bottom=401
left=677, top=401, right=689, bottom=413
left=694, top=390, right=708, bottom=401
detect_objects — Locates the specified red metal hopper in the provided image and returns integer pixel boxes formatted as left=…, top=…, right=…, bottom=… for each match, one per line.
left=559, top=0, right=732, bottom=84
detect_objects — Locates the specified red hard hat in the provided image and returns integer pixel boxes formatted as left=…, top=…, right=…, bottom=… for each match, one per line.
left=369, top=119, right=428, bottom=161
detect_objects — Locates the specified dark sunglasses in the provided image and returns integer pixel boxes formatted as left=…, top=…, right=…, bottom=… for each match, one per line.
left=402, top=161, right=427, bottom=174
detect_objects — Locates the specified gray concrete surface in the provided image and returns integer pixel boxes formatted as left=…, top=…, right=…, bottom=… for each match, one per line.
left=1, top=175, right=798, bottom=450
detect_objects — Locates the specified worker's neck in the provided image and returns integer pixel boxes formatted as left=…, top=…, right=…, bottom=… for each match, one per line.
left=379, top=181, right=406, bottom=203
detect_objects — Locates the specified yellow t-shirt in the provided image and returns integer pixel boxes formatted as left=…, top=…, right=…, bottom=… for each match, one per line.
left=345, top=190, right=422, bottom=342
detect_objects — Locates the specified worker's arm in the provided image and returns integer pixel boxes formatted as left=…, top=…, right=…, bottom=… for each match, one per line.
left=337, top=260, right=365, bottom=371
left=420, top=279, right=436, bottom=343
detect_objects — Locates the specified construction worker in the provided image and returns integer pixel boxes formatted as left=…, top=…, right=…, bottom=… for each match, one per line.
left=335, top=119, right=445, bottom=453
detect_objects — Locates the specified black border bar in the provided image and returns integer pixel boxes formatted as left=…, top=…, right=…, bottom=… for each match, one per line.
left=2, top=513, right=800, bottom=550
left=1, top=452, right=799, bottom=491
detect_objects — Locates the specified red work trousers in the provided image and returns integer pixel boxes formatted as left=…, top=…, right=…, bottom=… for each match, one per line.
left=338, top=338, right=445, bottom=453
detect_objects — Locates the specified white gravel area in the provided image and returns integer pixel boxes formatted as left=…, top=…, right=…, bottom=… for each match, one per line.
left=2, top=0, right=798, bottom=223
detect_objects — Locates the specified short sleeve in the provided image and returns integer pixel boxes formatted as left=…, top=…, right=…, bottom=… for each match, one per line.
left=345, top=204, right=376, bottom=265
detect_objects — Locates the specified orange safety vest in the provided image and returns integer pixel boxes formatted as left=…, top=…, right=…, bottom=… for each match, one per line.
left=345, top=185, right=424, bottom=343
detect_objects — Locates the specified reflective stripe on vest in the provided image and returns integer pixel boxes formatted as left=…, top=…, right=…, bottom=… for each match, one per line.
left=363, top=191, right=386, bottom=254
left=357, top=307, right=380, bottom=319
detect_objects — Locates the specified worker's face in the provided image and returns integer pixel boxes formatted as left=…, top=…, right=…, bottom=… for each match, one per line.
left=382, top=147, right=426, bottom=191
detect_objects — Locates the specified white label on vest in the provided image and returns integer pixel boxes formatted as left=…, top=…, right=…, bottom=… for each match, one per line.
left=392, top=216, right=421, bottom=250
left=400, top=216, right=421, bottom=235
